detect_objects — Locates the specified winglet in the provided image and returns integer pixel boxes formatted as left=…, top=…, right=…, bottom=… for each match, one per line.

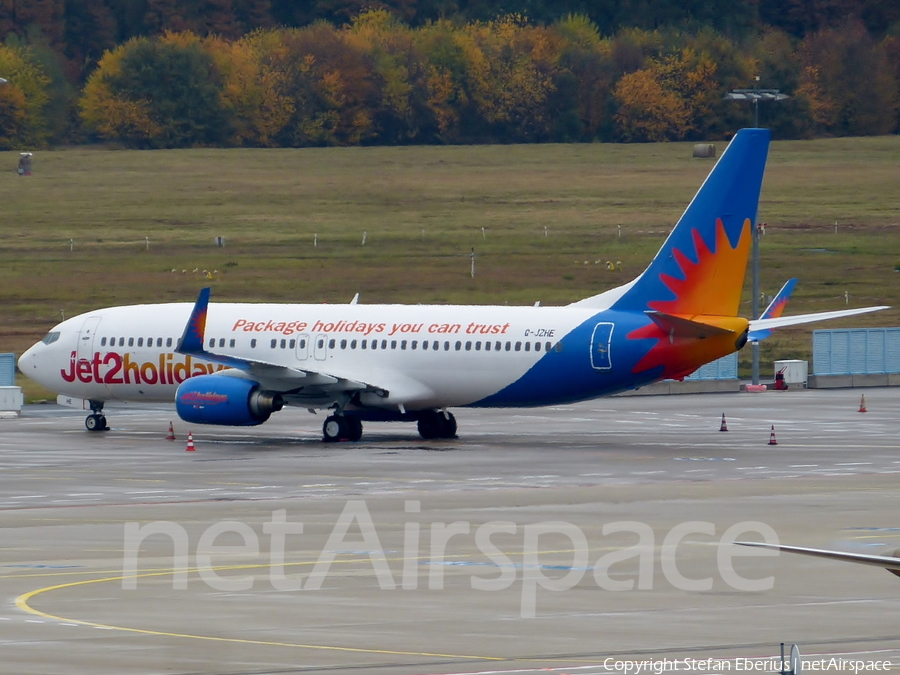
left=177, top=287, right=211, bottom=356
left=749, top=278, right=797, bottom=342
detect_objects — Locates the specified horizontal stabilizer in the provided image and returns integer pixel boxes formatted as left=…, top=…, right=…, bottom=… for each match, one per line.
left=749, top=306, right=888, bottom=333
left=645, top=311, right=735, bottom=339
left=735, top=541, right=900, bottom=577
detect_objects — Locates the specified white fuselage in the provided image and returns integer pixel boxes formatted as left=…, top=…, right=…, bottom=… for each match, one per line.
left=19, top=301, right=619, bottom=411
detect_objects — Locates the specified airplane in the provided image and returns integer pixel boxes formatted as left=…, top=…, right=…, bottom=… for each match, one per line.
left=736, top=541, right=900, bottom=578
left=17, top=128, right=888, bottom=442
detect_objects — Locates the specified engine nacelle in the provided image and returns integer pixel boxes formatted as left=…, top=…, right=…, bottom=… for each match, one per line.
left=175, top=374, right=283, bottom=426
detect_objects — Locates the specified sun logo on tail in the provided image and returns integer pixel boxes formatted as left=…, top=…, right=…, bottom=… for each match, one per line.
left=650, top=218, right=751, bottom=317
left=628, top=218, right=751, bottom=379
left=188, top=308, right=207, bottom=343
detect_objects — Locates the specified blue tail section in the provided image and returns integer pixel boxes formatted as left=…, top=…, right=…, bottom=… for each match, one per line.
left=611, top=128, right=770, bottom=317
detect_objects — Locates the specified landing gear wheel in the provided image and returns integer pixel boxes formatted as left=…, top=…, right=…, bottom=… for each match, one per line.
left=417, top=411, right=441, bottom=439
left=439, top=412, right=457, bottom=438
left=323, top=415, right=348, bottom=443
left=85, top=414, right=108, bottom=432
left=417, top=411, right=457, bottom=439
left=345, top=416, right=363, bottom=442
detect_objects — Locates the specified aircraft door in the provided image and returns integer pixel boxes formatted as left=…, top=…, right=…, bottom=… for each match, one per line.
left=590, top=322, right=614, bottom=370
left=314, top=333, right=328, bottom=361
left=296, top=333, right=310, bottom=361
left=77, top=316, right=102, bottom=361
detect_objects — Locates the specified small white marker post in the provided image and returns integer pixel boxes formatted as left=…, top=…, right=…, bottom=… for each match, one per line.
left=481, top=227, right=485, bottom=240
left=361, top=231, right=367, bottom=246
left=544, top=226, right=548, bottom=238
left=617, top=224, right=621, bottom=239
left=69, top=238, right=74, bottom=252
left=314, top=233, right=317, bottom=248
left=834, top=221, right=838, bottom=234
left=145, top=236, right=149, bottom=251
left=470, top=248, right=475, bottom=278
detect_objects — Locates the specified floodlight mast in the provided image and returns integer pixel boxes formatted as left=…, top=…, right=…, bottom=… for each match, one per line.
left=725, top=76, right=789, bottom=128
left=726, top=77, right=789, bottom=385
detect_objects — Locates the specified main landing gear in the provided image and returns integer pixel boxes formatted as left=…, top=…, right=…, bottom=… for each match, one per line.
left=319, top=410, right=458, bottom=442
left=85, top=400, right=109, bottom=432
left=416, top=410, right=457, bottom=440
left=322, top=414, right=363, bottom=443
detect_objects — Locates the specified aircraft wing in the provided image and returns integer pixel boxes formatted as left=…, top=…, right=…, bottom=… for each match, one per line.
left=176, top=288, right=373, bottom=397
left=748, top=305, right=888, bottom=333
left=735, top=541, right=900, bottom=577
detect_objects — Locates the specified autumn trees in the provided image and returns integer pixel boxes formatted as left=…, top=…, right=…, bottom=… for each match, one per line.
left=2, top=9, right=899, bottom=149
left=70, top=14, right=900, bottom=148
left=0, top=42, right=50, bottom=149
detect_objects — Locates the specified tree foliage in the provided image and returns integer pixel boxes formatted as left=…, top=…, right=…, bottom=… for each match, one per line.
left=0, top=42, right=51, bottom=148
left=81, top=33, right=230, bottom=147
left=0, top=5, right=896, bottom=148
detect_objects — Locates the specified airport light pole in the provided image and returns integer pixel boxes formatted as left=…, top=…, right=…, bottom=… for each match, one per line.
left=725, top=77, right=789, bottom=128
left=725, top=77, right=788, bottom=385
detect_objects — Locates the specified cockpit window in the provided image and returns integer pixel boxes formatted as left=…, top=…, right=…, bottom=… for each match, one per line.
left=41, top=331, right=61, bottom=345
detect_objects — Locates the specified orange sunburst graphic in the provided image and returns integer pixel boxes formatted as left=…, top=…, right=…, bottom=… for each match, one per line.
left=650, top=218, right=751, bottom=317
left=189, top=308, right=208, bottom=342
left=628, top=218, right=751, bottom=379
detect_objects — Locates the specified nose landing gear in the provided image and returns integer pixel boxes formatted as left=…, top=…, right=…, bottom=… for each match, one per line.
left=85, top=400, right=109, bottom=431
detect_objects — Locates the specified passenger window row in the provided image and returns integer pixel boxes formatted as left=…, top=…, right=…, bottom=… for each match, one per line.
left=98, top=335, right=564, bottom=355
left=100, top=336, right=174, bottom=348
left=269, top=338, right=562, bottom=353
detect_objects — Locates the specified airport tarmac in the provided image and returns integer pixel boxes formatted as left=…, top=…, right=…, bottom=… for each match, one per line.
left=1, top=387, right=899, bottom=675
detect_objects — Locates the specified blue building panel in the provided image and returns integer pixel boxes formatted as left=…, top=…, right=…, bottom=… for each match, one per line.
left=813, top=328, right=900, bottom=375
left=0, top=353, right=15, bottom=386
left=887, top=330, right=900, bottom=373
left=684, top=352, right=738, bottom=380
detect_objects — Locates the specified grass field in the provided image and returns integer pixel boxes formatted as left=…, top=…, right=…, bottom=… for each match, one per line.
left=2, top=135, right=898, bottom=399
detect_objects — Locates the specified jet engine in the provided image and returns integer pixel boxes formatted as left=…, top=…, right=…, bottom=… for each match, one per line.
left=175, top=374, right=283, bottom=426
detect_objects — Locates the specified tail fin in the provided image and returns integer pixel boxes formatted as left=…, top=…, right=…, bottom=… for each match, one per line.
left=748, top=278, right=797, bottom=342
left=612, top=128, right=770, bottom=317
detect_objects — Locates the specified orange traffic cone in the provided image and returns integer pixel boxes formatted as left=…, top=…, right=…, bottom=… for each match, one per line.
left=768, top=425, right=778, bottom=445
left=719, top=413, right=728, bottom=432
left=166, top=421, right=176, bottom=441
left=185, top=431, right=196, bottom=452
left=858, top=395, right=867, bottom=413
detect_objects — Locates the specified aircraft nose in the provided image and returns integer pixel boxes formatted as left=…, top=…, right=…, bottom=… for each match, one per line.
left=18, top=344, right=39, bottom=376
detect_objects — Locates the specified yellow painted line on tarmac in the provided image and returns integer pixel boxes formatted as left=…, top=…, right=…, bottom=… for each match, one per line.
left=15, top=562, right=505, bottom=662
left=11, top=545, right=598, bottom=660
